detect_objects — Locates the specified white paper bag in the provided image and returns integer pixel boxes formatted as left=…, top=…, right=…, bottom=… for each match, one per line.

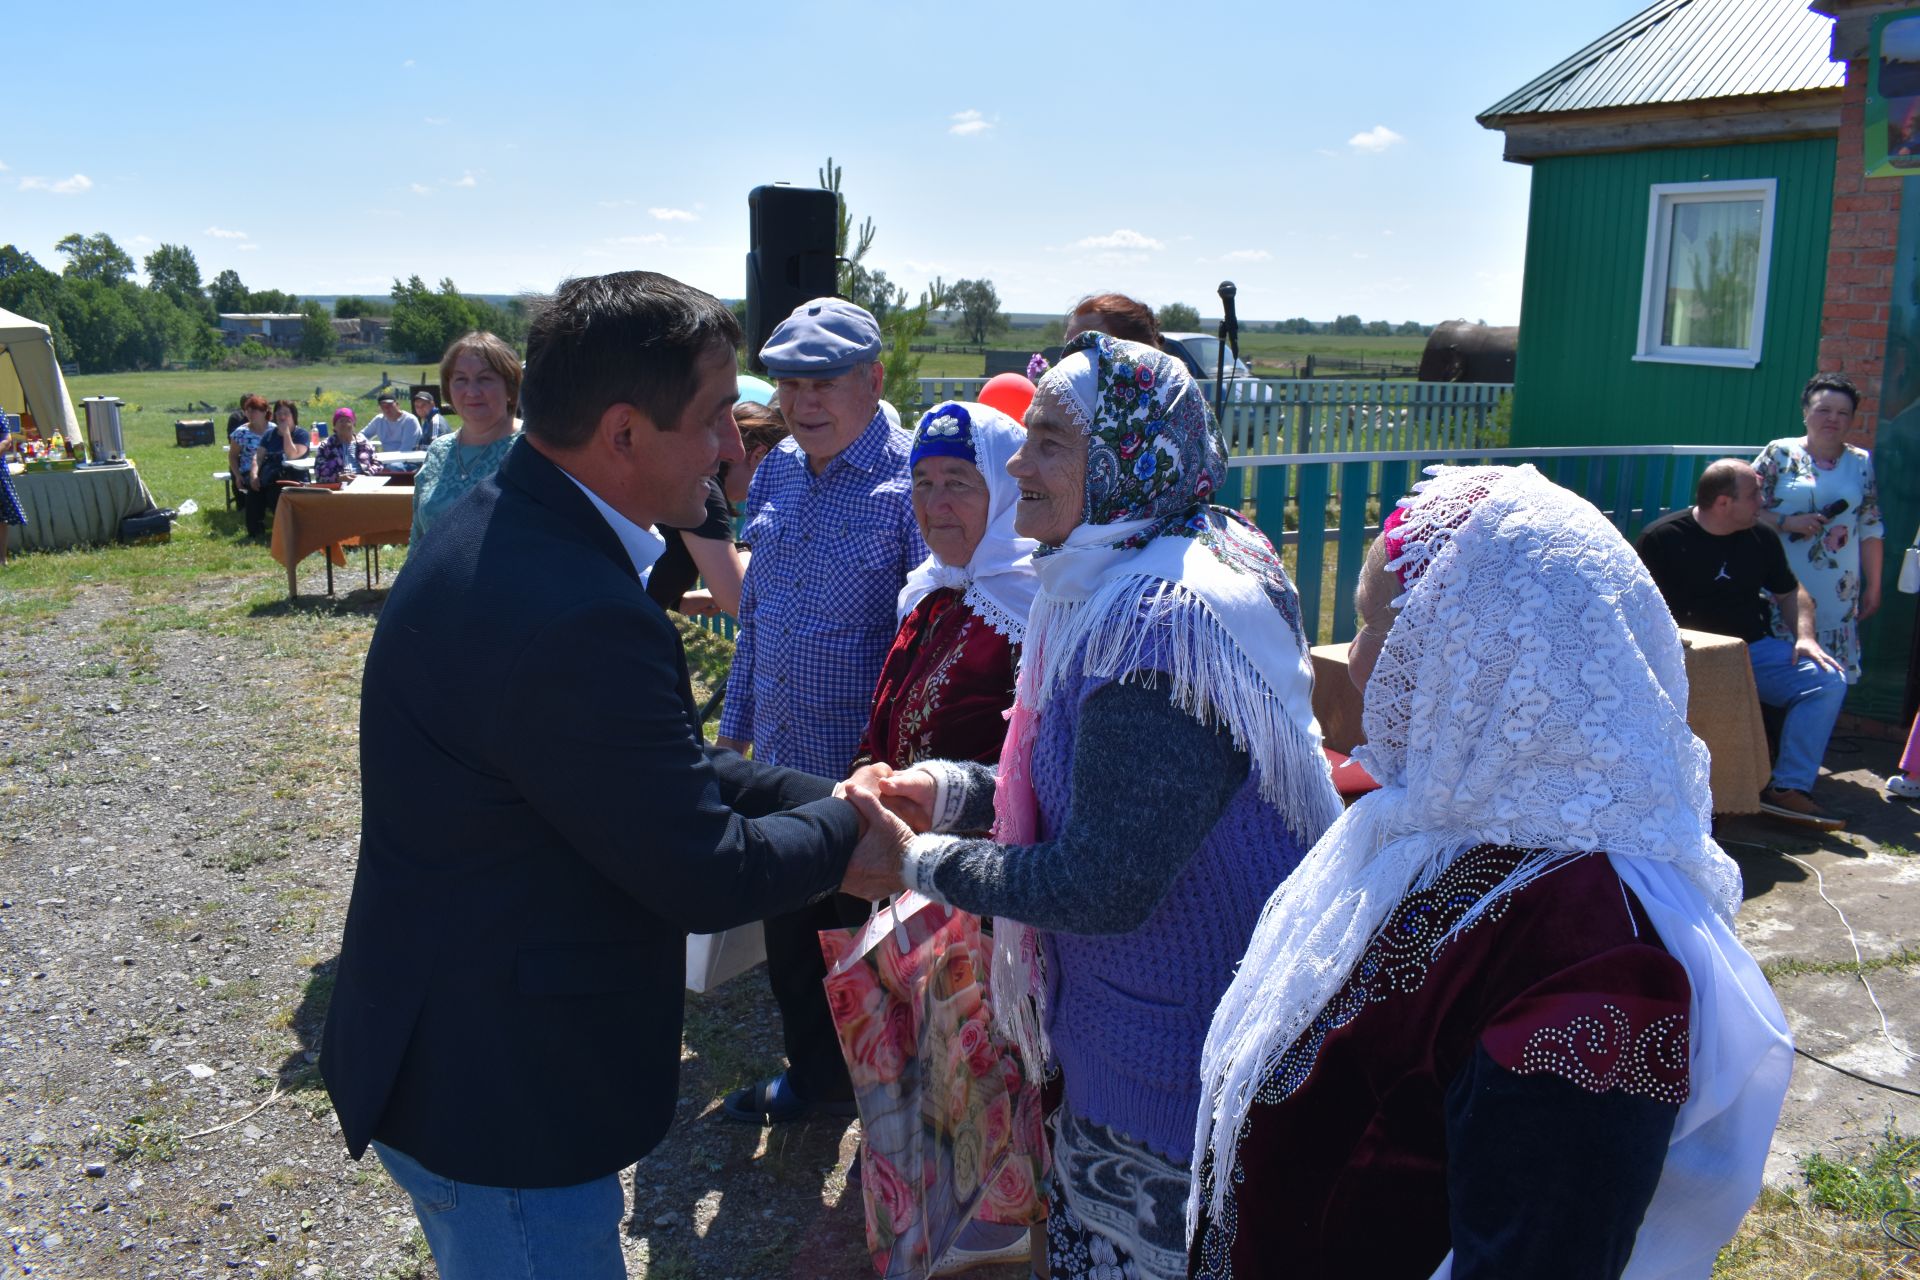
left=685, top=923, right=767, bottom=993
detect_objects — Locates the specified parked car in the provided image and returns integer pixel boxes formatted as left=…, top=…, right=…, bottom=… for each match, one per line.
left=1160, top=332, right=1252, bottom=381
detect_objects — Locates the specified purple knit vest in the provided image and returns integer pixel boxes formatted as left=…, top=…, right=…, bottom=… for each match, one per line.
left=1034, top=668, right=1308, bottom=1165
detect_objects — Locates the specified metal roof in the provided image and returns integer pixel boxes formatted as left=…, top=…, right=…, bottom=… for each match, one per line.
left=1479, top=0, right=1843, bottom=121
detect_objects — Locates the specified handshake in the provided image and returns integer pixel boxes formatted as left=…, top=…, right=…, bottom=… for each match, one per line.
left=833, top=762, right=937, bottom=900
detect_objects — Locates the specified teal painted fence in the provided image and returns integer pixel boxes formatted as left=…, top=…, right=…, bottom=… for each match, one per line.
left=1222, top=443, right=1756, bottom=645
left=694, top=442, right=1751, bottom=653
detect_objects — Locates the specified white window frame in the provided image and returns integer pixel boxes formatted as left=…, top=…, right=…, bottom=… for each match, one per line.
left=1633, top=178, right=1777, bottom=369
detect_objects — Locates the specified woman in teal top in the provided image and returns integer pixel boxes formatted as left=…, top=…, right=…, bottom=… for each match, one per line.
left=411, top=331, right=522, bottom=550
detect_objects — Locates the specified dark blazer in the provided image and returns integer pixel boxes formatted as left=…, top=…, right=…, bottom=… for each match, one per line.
left=320, top=439, right=859, bottom=1188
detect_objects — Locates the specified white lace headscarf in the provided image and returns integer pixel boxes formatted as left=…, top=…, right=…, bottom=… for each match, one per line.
left=1192, top=465, right=1792, bottom=1278
left=895, top=401, right=1039, bottom=640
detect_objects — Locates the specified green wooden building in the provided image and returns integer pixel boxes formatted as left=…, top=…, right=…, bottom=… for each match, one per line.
left=1480, top=0, right=1845, bottom=448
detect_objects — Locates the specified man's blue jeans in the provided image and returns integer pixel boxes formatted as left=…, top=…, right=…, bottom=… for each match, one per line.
left=1748, top=637, right=1848, bottom=793
left=373, top=1142, right=626, bottom=1280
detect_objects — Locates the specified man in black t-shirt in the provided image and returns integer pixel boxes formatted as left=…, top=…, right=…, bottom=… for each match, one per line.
left=1637, top=459, right=1849, bottom=828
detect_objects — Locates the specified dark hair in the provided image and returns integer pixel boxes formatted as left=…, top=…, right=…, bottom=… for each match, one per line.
left=271, top=399, right=299, bottom=424
left=438, top=332, right=523, bottom=417
left=1800, top=371, right=1860, bottom=412
left=733, top=400, right=789, bottom=456
left=1068, top=293, right=1160, bottom=347
left=1695, top=458, right=1751, bottom=508
left=239, top=393, right=269, bottom=414
left=520, top=271, right=741, bottom=449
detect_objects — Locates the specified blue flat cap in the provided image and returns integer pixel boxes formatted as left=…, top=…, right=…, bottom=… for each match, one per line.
left=759, top=298, right=883, bottom=378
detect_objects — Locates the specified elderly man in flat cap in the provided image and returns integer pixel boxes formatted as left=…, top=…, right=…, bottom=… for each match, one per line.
left=715, top=298, right=927, bottom=1125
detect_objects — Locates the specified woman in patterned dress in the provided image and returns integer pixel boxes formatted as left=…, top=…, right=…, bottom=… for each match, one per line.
left=1189, top=465, right=1793, bottom=1280
left=410, top=332, right=522, bottom=551
left=1752, top=372, right=1886, bottom=682
left=0, top=411, right=26, bottom=565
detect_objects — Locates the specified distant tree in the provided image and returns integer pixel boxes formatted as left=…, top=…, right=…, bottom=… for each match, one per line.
left=729, top=298, right=748, bottom=329
left=0, top=249, right=69, bottom=358
left=143, top=244, right=204, bottom=306
left=1331, top=314, right=1364, bottom=336
left=209, top=269, right=250, bottom=315
left=1156, top=301, right=1201, bottom=332
left=388, top=275, right=481, bottom=361
left=1034, top=317, right=1065, bottom=348
left=1275, top=316, right=1316, bottom=334
left=816, top=156, right=946, bottom=410
left=334, top=295, right=392, bottom=320
left=1394, top=320, right=1426, bottom=336
left=949, top=278, right=1007, bottom=345
left=298, top=300, right=337, bottom=361
left=55, top=233, right=135, bottom=287
left=247, top=288, right=300, bottom=314
left=0, top=245, right=44, bottom=281
left=849, top=263, right=907, bottom=323
left=1364, top=319, right=1392, bottom=336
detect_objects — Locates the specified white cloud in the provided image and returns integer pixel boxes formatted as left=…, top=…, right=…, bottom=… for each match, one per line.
left=424, top=115, right=448, bottom=126
left=1221, top=249, right=1272, bottom=262
left=454, top=171, right=478, bottom=188
left=1352, top=251, right=1370, bottom=259
left=403, top=58, right=416, bottom=67
left=648, top=207, right=698, bottom=222
left=19, top=173, right=92, bottom=195
left=597, top=198, right=638, bottom=208
left=239, top=243, right=259, bottom=252
left=1073, top=229, right=1163, bottom=252
left=204, top=225, right=248, bottom=239
left=949, top=109, right=992, bottom=137
left=1348, top=125, right=1405, bottom=153
left=129, top=234, right=154, bottom=245
left=410, top=183, right=433, bottom=196
left=0, top=159, right=8, bottom=171
left=612, top=233, right=668, bottom=245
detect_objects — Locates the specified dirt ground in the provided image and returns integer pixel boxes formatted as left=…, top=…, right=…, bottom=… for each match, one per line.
left=2, top=577, right=1919, bottom=1278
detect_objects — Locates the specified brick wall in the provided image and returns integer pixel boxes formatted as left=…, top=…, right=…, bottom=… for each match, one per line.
left=1819, top=58, right=1903, bottom=444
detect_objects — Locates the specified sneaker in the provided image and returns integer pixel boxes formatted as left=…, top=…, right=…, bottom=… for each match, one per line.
left=718, top=1072, right=858, bottom=1125
left=1889, top=774, right=1920, bottom=800
left=1759, top=786, right=1847, bottom=830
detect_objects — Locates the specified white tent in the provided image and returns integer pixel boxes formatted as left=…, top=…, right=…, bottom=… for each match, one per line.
left=0, top=305, right=83, bottom=447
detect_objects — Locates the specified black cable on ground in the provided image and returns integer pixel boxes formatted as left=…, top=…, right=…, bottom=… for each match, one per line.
left=1882, top=1207, right=1920, bottom=1250
left=1793, top=1044, right=1920, bottom=1101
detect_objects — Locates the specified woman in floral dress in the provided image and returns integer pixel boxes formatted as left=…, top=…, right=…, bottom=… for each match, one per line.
left=0, top=412, right=26, bottom=565
left=1752, top=373, right=1886, bottom=682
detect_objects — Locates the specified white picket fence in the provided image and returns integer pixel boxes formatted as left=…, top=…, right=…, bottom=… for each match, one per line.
left=909, top=378, right=1512, bottom=454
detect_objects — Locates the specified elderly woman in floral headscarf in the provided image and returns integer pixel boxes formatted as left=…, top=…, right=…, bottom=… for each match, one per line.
left=845, top=333, right=1341, bottom=1280
left=1188, top=465, right=1793, bottom=1280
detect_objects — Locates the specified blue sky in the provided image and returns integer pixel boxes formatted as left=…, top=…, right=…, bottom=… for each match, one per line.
left=4, top=0, right=1661, bottom=324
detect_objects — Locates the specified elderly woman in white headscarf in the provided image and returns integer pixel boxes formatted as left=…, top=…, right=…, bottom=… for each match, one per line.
left=852, top=401, right=1038, bottom=772
left=1189, top=465, right=1793, bottom=1280
left=844, top=333, right=1341, bottom=1280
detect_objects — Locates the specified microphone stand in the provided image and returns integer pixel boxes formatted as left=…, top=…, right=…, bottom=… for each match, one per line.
left=1214, top=280, right=1240, bottom=436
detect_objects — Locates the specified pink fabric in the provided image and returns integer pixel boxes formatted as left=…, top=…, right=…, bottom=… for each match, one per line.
left=991, top=696, right=1040, bottom=845
left=1901, top=708, right=1920, bottom=778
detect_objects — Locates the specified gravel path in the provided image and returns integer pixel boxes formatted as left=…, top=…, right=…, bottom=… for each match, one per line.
left=0, top=583, right=964, bottom=1280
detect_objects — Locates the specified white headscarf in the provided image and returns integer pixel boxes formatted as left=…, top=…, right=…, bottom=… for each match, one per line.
left=896, top=401, right=1039, bottom=641
left=1191, top=466, right=1792, bottom=1278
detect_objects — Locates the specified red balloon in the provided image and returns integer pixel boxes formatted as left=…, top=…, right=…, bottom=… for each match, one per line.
left=977, top=373, right=1036, bottom=423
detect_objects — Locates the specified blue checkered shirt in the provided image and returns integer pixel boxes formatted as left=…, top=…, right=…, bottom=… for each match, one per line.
left=717, top=410, right=928, bottom=777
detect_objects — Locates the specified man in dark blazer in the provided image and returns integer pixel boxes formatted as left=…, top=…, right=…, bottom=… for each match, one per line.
left=320, top=270, right=879, bottom=1279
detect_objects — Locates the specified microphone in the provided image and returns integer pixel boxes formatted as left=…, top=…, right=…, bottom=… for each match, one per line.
left=1217, top=281, right=1239, bottom=347
left=1787, top=496, right=1850, bottom=541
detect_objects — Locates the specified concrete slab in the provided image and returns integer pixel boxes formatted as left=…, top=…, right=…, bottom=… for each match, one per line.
left=1716, top=730, right=1920, bottom=1185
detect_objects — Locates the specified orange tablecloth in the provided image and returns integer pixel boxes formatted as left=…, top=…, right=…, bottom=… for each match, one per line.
left=1307, top=627, right=1772, bottom=816
left=270, top=480, right=413, bottom=597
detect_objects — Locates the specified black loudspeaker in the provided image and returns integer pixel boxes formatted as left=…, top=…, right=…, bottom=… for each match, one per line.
left=746, top=185, right=840, bottom=373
